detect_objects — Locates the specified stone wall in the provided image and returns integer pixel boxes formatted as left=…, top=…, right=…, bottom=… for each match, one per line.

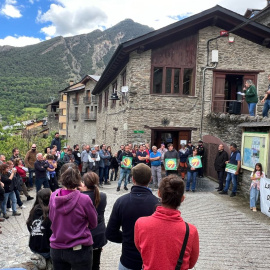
left=255, top=10, right=270, bottom=27
left=67, top=80, right=97, bottom=147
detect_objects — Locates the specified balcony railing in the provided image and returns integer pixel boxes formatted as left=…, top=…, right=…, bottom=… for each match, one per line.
left=72, top=98, right=79, bottom=105
left=92, top=96, right=97, bottom=104
left=82, top=113, right=97, bottom=121
left=212, top=100, right=247, bottom=114
left=70, top=114, right=79, bottom=121
left=83, top=96, right=91, bottom=104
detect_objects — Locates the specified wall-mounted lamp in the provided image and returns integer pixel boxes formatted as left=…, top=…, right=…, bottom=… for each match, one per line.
left=109, top=87, right=129, bottom=102
left=228, top=36, right=235, bottom=43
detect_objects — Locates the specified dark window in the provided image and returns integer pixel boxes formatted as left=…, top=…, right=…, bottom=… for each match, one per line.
left=105, top=90, right=109, bottom=107
left=112, top=81, right=117, bottom=106
left=152, top=67, right=194, bottom=95
left=183, top=69, right=193, bottom=95
left=98, top=94, right=102, bottom=112
left=153, top=67, right=163, bottom=94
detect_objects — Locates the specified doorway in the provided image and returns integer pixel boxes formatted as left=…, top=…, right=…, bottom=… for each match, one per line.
left=151, top=129, right=191, bottom=151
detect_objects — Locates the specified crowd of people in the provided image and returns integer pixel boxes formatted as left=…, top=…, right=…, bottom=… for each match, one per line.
left=0, top=130, right=265, bottom=270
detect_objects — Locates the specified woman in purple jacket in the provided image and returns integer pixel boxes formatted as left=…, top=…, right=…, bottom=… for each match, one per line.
left=49, top=163, right=98, bottom=270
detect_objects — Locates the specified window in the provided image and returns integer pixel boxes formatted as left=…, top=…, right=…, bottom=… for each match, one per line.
left=152, top=67, right=194, bottom=95
left=112, top=81, right=117, bottom=107
left=62, top=108, right=66, bottom=116
left=105, top=90, right=109, bottom=108
left=121, top=71, right=126, bottom=104
left=153, top=67, right=163, bottom=94
left=62, top=94, right=67, bottom=102
left=98, top=94, right=102, bottom=112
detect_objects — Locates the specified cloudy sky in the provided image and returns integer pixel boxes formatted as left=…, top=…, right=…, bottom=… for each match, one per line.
left=0, top=0, right=267, bottom=47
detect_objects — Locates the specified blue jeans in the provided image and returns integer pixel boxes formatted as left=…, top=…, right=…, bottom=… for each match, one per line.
left=247, top=103, right=256, bottom=116
left=117, top=168, right=131, bottom=188
left=262, top=100, right=270, bottom=117
left=186, top=171, right=197, bottom=191
left=2, top=191, right=17, bottom=214
left=104, top=166, right=109, bottom=183
left=250, top=186, right=259, bottom=207
left=119, top=261, right=133, bottom=270
left=28, top=168, right=35, bottom=187
left=224, top=172, right=237, bottom=193
left=36, top=177, right=49, bottom=193
left=99, top=167, right=105, bottom=185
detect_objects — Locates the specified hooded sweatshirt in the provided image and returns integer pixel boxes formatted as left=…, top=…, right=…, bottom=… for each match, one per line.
left=135, top=206, right=199, bottom=270
left=49, top=189, right=98, bottom=249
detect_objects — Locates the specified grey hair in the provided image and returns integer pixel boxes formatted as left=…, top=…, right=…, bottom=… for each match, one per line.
left=36, top=153, right=43, bottom=158
left=246, top=80, right=254, bottom=86
left=152, top=145, right=157, bottom=150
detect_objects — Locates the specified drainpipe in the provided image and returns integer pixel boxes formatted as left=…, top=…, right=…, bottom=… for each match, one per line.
left=200, top=62, right=218, bottom=139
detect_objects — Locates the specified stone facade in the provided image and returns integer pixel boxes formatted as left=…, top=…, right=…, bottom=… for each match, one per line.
left=46, top=101, right=59, bottom=133
left=66, top=78, right=98, bottom=148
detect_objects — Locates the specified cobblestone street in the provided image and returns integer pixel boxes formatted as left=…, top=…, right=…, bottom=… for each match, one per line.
left=1, top=177, right=270, bottom=270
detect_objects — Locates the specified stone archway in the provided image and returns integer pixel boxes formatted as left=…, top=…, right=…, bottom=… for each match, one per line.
left=202, top=135, right=230, bottom=180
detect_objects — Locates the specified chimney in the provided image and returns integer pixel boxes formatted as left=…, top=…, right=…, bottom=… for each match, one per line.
left=69, top=80, right=74, bottom=86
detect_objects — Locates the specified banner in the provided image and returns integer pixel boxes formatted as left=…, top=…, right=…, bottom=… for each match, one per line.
left=164, top=158, right=177, bottom=170
left=225, top=163, right=238, bottom=174
left=121, top=156, right=133, bottom=169
left=260, top=177, right=270, bottom=218
left=188, top=155, right=202, bottom=169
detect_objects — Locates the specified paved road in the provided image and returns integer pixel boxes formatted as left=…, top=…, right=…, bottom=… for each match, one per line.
left=1, top=177, right=270, bottom=270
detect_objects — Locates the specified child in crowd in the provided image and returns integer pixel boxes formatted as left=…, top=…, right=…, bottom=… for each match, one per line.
left=26, top=188, right=52, bottom=269
left=46, top=155, right=58, bottom=192
left=250, top=163, right=264, bottom=212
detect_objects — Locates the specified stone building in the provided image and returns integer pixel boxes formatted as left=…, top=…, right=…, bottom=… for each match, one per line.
left=61, top=75, right=100, bottom=147
left=46, top=100, right=59, bottom=133
left=92, top=4, right=270, bottom=195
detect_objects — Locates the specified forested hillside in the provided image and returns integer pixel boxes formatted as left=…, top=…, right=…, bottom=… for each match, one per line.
left=0, top=19, right=153, bottom=121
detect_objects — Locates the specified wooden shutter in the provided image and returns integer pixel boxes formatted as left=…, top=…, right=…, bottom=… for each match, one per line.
left=212, top=73, right=226, bottom=113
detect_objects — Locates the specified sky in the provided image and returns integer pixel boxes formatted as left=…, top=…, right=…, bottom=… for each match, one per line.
left=0, top=0, right=267, bottom=47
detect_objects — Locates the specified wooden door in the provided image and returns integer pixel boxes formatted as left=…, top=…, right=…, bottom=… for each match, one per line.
left=178, top=131, right=191, bottom=150
left=243, top=74, right=257, bottom=114
left=212, top=73, right=226, bottom=113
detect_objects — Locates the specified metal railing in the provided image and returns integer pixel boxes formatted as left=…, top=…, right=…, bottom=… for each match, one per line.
left=212, top=100, right=244, bottom=114
left=70, top=114, right=79, bottom=121
left=82, top=113, right=97, bottom=121
left=72, top=98, right=79, bottom=105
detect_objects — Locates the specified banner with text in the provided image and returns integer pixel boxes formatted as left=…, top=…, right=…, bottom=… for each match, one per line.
left=260, top=177, right=270, bottom=218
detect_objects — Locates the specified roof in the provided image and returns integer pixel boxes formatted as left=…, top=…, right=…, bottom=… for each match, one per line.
left=244, top=3, right=270, bottom=19
left=59, top=74, right=101, bottom=93
left=92, top=5, right=270, bottom=95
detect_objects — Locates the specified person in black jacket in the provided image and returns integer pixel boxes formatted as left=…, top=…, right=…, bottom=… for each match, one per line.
left=106, top=163, right=159, bottom=270
left=34, top=153, right=49, bottom=193
left=110, top=152, right=119, bottom=181
left=50, top=132, right=61, bottom=152
left=214, top=144, right=229, bottom=191
left=26, top=188, right=52, bottom=269
left=81, top=172, right=107, bottom=270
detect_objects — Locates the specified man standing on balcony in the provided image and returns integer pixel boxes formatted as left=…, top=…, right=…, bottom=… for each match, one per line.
left=50, top=132, right=61, bottom=152
left=261, top=74, right=270, bottom=118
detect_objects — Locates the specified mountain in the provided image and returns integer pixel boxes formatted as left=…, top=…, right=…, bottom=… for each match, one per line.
left=0, top=19, right=154, bottom=120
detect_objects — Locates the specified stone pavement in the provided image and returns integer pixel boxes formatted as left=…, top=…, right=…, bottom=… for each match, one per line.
left=1, top=177, right=270, bottom=270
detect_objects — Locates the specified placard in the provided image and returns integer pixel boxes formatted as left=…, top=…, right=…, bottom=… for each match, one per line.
left=241, top=132, right=269, bottom=174
left=260, top=177, right=270, bottom=218
left=121, top=156, right=132, bottom=169
left=188, top=156, right=202, bottom=168
left=225, top=163, right=238, bottom=174
left=164, top=158, right=177, bottom=170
